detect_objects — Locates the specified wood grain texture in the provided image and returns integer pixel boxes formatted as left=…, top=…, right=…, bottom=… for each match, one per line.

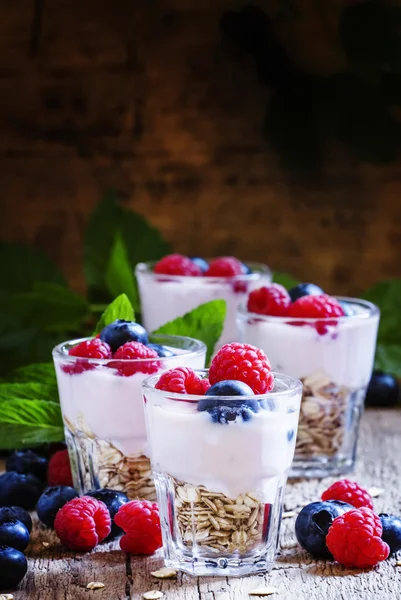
left=3, top=408, right=400, bottom=600
left=1, top=0, right=401, bottom=295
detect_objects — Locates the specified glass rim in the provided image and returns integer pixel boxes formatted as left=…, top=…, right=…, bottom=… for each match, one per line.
left=142, top=369, right=302, bottom=401
left=135, top=260, right=271, bottom=282
left=52, top=334, right=207, bottom=364
left=238, top=296, right=380, bottom=323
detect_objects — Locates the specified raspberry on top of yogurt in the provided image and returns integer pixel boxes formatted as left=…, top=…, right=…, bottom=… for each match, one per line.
left=153, top=254, right=252, bottom=277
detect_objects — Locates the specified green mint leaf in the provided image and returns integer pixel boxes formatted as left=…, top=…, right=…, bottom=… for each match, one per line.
left=9, top=363, right=57, bottom=386
left=272, top=272, right=299, bottom=290
left=93, top=293, right=135, bottom=335
left=0, top=242, right=66, bottom=293
left=362, top=279, right=401, bottom=344
left=375, top=343, right=401, bottom=378
left=0, top=382, right=58, bottom=403
left=84, top=191, right=171, bottom=303
left=0, top=399, right=64, bottom=449
left=0, top=328, right=61, bottom=377
left=153, top=300, right=227, bottom=365
left=105, top=233, right=139, bottom=309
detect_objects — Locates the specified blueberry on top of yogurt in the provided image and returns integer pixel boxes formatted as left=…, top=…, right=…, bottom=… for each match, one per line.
left=198, top=380, right=259, bottom=423
left=100, top=319, right=148, bottom=352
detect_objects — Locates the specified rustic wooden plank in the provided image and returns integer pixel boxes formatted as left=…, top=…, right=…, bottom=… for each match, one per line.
left=1, top=408, right=399, bottom=600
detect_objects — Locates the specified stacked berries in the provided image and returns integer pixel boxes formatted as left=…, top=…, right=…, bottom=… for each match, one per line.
left=295, top=478, right=401, bottom=568
left=153, top=254, right=252, bottom=278
left=155, top=342, right=274, bottom=424
left=65, top=319, right=172, bottom=376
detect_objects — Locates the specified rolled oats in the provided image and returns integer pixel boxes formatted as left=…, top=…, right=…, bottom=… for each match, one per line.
left=86, top=582, right=105, bottom=590
left=150, top=568, right=177, bottom=579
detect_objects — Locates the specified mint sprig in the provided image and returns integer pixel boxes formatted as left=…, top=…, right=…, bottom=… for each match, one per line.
left=93, top=293, right=135, bottom=335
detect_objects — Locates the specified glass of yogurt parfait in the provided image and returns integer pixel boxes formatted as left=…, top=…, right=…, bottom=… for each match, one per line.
left=142, top=342, right=302, bottom=576
left=237, top=283, right=380, bottom=478
left=136, top=254, right=271, bottom=350
left=52, top=319, right=206, bottom=500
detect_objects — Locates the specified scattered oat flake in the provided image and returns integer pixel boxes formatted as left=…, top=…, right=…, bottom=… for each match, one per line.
left=0, top=594, right=14, bottom=600
left=86, top=582, right=105, bottom=590
left=42, top=541, right=50, bottom=547
left=151, top=567, right=177, bottom=579
left=282, top=511, right=296, bottom=519
left=396, top=561, right=401, bottom=567
left=143, top=592, right=164, bottom=600
left=249, top=587, right=278, bottom=596
left=368, top=487, right=385, bottom=498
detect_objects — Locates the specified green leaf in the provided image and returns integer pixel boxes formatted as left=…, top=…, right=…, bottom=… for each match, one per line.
left=0, top=399, right=63, bottom=449
left=153, top=300, right=227, bottom=365
left=0, top=242, right=66, bottom=293
left=9, top=363, right=57, bottom=386
left=375, top=343, right=401, bottom=378
left=93, top=294, right=135, bottom=335
left=105, top=233, right=139, bottom=309
left=84, top=191, right=171, bottom=303
left=272, top=272, right=299, bottom=290
left=0, top=382, right=58, bottom=403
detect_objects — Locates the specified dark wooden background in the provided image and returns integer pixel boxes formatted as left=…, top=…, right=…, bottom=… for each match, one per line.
left=0, top=0, right=400, bottom=296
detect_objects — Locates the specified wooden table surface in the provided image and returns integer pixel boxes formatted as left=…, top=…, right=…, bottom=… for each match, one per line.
left=4, top=409, right=401, bottom=600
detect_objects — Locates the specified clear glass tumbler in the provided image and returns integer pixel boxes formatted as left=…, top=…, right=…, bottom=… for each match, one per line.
left=53, top=335, right=206, bottom=500
left=136, top=261, right=271, bottom=349
left=238, top=297, right=380, bottom=478
left=142, top=370, right=302, bottom=576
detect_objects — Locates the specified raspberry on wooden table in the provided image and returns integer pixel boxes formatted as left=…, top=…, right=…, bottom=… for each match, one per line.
left=155, top=367, right=209, bottom=394
left=326, top=507, right=389, bottom=568
left=114, top=500, right=162, bottom=555
left=110, top=341, right=160, bottom=376
left=322, top=479, right=374, bottom=510
left=205, top=256, right=244, bottom=277
left=209, top=342, right=274, bottom=395
left=54, top=496, right=111, bottom=551
left=47, top=449, right=73, bottom=488
left=247, top=284, right=291, bottom=316
left=154, top=254, right=202, bottom=276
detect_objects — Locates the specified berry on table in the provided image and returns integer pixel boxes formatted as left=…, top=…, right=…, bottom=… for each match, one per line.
left=205, top=256, right=244, bottom=277
left=87, top=489, right=129, bottom=539
left=0, top=519, right=30, bottom=552
left=147, top=343, right=175, bottom=358
left=155, top=367, right=209, bottom=394
left=6, top=450, right=48, bottom=484
left=288, top=283, right=324, bottom=302
left=365, top=371, right=400, bottom=408
left=110, top=341, right=160, bottom=376
left=100, top=319, right=148, bottom=352
left=295, top=500, right=353, bottom=559
left=47, top=449, right=73, bottom=488
left=0, top=545, right=28, bottom=590
left=114, top=500, right=162, bottom=555
left=247, top=284, right=291, bottom=316
left=190, top=257, right=209, bottom=272
left=0, top=472, right=43, bottom=510
left=379, top=513, right=401, bottom=554
left=37, top=486, right=79, bottom=529
left=68, top=338, right=112, bottom=359
left=321, top=479, right=373, bottom=509
left=54, top=496, right=111, bottom=552
left=326, top=507, right=389, bottom=568
left=209, top=342, right=274, bottom=395
left=288, top=294, right=345, bottom=319
left=0, top=507, right=32, bottom=533
left=154, top=254, right=202, bottom=276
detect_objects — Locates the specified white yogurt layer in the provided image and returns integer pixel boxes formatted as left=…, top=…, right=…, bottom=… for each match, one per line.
left=55, top=350, right=205, bottom=458
left=137, top=276, right=270, bottom=349
left=240, top=303, right=379, bottom=389
left=145, top=397, right=299, bottom=500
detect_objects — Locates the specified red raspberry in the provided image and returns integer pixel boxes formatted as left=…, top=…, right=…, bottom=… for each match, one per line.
left=154, top=254, right=202, bottom=276
left=326, top=507, right=389, bottom=568
left=114, top=500, right=162, bottom=555
left=68, top=338, right=112, bottom=359
left=155, top=367, right=207, bottom=394
left=48, top=449, right=73, bottom=487
left=109, top=342, right=160, bottom=376
left=322, top=479, right=374, bottom=509
left=288, top=294, right=345, bottom=319
left=205, top=256, right=244, bottom=277
left=247, top=284, right=291, bottom=317
left=209, top=342, right=274, bottom=394
left=54, top=496, right=111, bottom=552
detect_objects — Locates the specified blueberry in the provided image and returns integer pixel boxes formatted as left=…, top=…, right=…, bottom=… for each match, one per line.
left=339, top=301, right=354, bottom=317
left=0, top=507, right=32, bottom=533
left=0, top=472, right=43, bottom=510
left=0, top=545, right=28, bottom=589
left=6, top=450, right=48, bottom=484
left=147, top=343, right=175, bottom=358
left=295, top=500, right=353, bottom=559
left=0, top=519, right=30, bottom=552
left=365, top=370, right=400, bottom=408
left=190, top=257, right=209, bottom=272
left=36, top=486, right=78, bottom=529
left=198, top=380, right=258, bottom=423
left=379, top=513, right=401, bottom=554
left=241, top=262, right=253, bottom=274
left=208, top=405, right=256, bottom=423
left=99, top=319, right=148, bottom=352
left=205, top=380, right=255, bottom=397
left=87, top=488, right=129, bottom=539
left=288, top=283, right=324, bottom=302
